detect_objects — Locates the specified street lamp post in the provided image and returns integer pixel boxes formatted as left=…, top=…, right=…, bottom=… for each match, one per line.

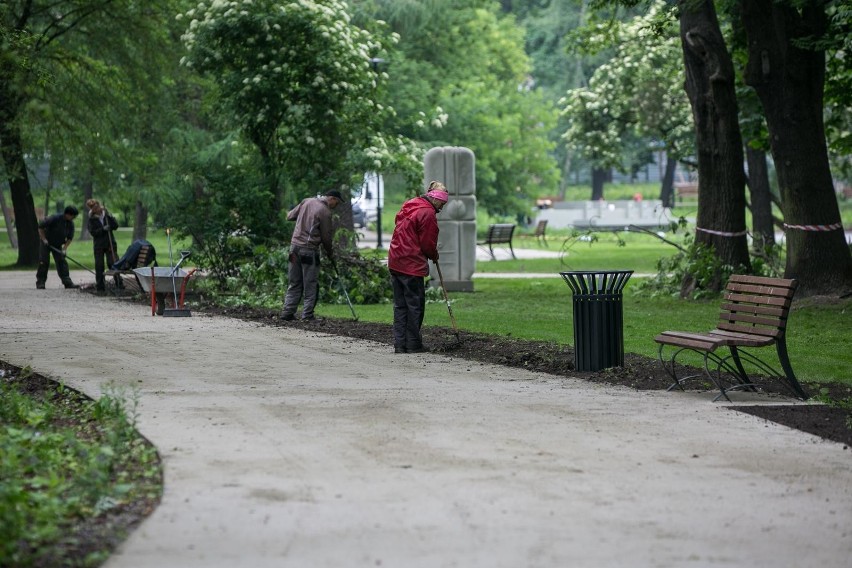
left=369, top=57, right=386, bottom=249
left=375, top=174, right=383, bottom=248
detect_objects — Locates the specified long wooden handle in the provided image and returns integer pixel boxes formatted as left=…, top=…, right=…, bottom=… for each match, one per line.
left=435, top=261, right=459, bottom=335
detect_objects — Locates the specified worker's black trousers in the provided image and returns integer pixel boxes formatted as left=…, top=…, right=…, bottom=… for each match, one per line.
left=36, top=243, right=72, bottom=286
left=94, top=248, right=120, bottom=291
left=391, top=271, right=426, bottom=352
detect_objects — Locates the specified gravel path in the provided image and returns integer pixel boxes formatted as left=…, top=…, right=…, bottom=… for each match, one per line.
left=1, top=270, right=850, bottom=568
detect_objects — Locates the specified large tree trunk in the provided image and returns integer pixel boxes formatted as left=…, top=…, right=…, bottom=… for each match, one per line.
left=660, top=154, right=677, bottom=208
left=679, top=0, right=751, bottom=285
left=133, top=200, right=148, bottom=241
left=0, top=180, right=18, bottom=249
left=745, top=146, right=775, bottom=249
left=591, top=167, right=606, bottom=200
left=79, top=173, right=94, bottom=241
left=741, top=0, right=852, bottom=297
left=557, top=150, right=572, bottom=201
left=0, top=54, right=39, bottom=265
left=0, top=126, right=40, bottom=265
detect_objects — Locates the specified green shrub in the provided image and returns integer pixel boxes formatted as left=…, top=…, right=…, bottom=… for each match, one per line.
left=196, top=230, right=393, bottom=309
left=0, top=374, right=160, bottom=567
left=634, top=225, right=785, bottom=300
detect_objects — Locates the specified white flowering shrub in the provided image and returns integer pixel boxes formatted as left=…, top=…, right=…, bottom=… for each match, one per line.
left=179, top=0, right=409, bottom=197
left=561, top=2, right=693, bottom=170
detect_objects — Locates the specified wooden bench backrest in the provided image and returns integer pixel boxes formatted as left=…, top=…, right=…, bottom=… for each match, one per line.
left=534, top=219, right=547, bottom=236
left=717, top=275, right=797, bottom=339
left=487, top=223, right=515, bottom=243
left=136, top=244, right=154, bottom=268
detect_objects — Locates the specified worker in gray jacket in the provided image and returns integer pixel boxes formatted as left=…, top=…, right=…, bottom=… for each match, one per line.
left=281, top=189, right=342, bottom=321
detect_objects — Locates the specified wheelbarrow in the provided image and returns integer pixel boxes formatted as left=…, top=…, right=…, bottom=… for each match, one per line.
left=133, top=266, right=197, bottom=316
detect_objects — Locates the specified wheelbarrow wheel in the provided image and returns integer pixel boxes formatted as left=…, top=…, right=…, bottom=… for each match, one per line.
left=156, top=293, right=167, bottom=316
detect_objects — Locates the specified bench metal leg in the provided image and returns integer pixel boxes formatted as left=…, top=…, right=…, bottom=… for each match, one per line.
left=658, top=344, right=730, bottom=401
left=717, top=346, right=807, bottom=400
left=727, top=347, right=758, bottom=393
left=776, top=341, right=808, bottom=400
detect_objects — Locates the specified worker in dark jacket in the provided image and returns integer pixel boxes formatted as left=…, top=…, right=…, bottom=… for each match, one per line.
left=387, top=181, right=448, bottom=353
left=281, top=189, right=342, bottom=321
left=36, top=205, right=79, bottom=289
left=86, top=199, right=122, bottom=292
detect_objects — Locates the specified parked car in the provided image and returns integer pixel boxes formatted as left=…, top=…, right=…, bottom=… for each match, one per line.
left=352, top=202, right=368, bottom=228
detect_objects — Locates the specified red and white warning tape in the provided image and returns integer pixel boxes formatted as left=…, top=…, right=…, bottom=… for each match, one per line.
left=783, top=222, right=843, bottom=232
left=695, top=227, right=748, bottom=237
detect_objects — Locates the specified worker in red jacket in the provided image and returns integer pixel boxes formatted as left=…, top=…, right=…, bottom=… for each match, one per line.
left=387, top=181, right=449, bottom=353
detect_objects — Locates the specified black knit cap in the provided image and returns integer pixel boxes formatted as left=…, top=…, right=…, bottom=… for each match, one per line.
left=325, top=190, right=343, bottom=200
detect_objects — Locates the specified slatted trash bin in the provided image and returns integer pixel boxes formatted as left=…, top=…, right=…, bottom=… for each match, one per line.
left=560, top=271, right=633, bottom=371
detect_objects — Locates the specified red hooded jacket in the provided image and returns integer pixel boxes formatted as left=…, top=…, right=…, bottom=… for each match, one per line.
left=387, top=196, right=440, bottom=277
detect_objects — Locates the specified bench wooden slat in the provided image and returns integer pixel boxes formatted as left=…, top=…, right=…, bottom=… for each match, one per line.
left=718, top=312, right=787, bottom=329
left=724, top=292, right=791, bottom=307
left=655, top=331, right=724, bottom=351
left=728, top=274, right=797, bottom=288
left=715, top=321, right=783, bottom=338
left=707, top=329, right=775, bottom=347
left=719, top=302, right=786, bottom=318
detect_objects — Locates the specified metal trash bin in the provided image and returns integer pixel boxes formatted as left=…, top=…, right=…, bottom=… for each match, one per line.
left=560, top=270, right=633, bottom=371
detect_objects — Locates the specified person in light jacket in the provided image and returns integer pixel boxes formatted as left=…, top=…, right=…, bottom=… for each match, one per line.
left=86, top=199, right=122, bottom=292
left=387, top=181, right=448, bottom=353
left=281, top=189, right=342, bottom=321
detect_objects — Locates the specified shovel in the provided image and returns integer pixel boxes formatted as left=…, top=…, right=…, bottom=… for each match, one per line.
left=332, top=260, right=358, bottom=321
left=170, top=250, right=192, bottom=275
left=162, top=229, right=192, bottom=317
left=434, top=260, right=461, bottom=344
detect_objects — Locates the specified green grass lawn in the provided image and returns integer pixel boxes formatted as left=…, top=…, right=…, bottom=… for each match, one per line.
left=485, top=231, right=673, bottom=274
left=316, top=278, right=852, bottom=387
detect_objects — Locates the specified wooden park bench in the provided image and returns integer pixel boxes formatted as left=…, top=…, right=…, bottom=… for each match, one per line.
left=675, top=182, right=698, bottom=201
left=478, top=223, right=516, bottom=260
left=654, top=274, right=808, bottom=402
left=105, top=242, right=157, bottom=292
left=533, top=219, right=548, bottom=246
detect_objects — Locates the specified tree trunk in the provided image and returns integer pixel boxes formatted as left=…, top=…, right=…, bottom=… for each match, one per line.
left=0, top=180, right=18, bottom=249
left=79, top=174, right=94, bottom=241
left=660, top=154, right=676, bottom=208
left=741, top=0, right=852, bottom=297
left=134, top=200, right=148, bottom=241
left=678, top=0, right=751, bottom=282
left=745, top=145, right=775, bottom=249
left=557, top=150, right=572, bottom=201
left=0, top=54, right=39, bottom=265
left=0, top=126, right=40, bottom=266
left=591, top=167, right=606, bottom=200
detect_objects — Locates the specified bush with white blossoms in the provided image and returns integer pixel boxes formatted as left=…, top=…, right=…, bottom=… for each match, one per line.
left=179, top=0, right=408, bottom=199
left=561, top=2, right=693, bottom=171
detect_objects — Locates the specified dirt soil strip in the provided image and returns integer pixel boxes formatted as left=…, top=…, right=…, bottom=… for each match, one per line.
left=1, top=271, right=851, bottom=568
